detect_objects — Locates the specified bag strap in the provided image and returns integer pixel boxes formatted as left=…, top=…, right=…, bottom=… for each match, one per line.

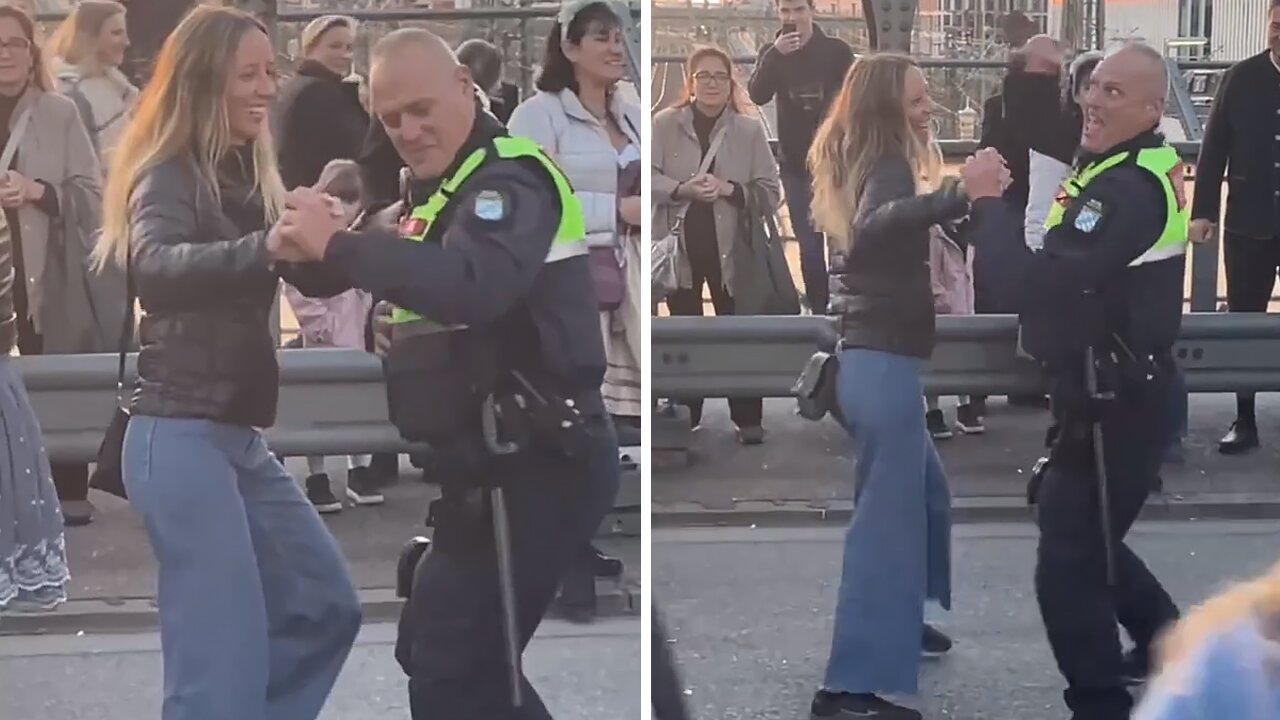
left=1, top=107, right=32, bottom=171
left=115, top=251, right=132, bottom=405
left=671, top=126, right=728, bottom=227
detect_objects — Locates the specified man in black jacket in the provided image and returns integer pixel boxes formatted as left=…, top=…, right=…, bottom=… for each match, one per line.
left=747, top=0, right=853, bottom=315
left=1191, top=0, right=1280, bottom=455
left=121, top=0, right=195, bottom=87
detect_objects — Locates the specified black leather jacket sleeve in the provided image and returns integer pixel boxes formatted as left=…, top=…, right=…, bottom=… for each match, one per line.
left=129, top=162, right=272, bottom=307
left=852, top=153, right=968, bottom=250
left=324, top=158, right=560, bottom=326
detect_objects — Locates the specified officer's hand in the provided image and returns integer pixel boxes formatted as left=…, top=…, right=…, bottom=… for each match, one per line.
left=279, top=188, right=347, bottom=262
left=960, top=151, right=1007, bottom=200
left=1189, top=218, right=1216, bottom=245
left=266, top=224, right=310, bottom=263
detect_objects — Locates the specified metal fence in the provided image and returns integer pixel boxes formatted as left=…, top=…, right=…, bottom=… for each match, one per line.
left=653, top=313, right=1280, bottom=399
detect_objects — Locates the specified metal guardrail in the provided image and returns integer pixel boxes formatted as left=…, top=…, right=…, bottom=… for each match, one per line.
left=34, top=4, right=643, bottom=24
left=653, top=314, right=1280, bottom=398
left=652, top=55, right=1235, bottom=70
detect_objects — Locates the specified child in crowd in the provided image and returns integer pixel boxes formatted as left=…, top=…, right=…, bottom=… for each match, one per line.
left=925, top=222, right=985, bottom=439
left=283, top=159, right=384, bottom=513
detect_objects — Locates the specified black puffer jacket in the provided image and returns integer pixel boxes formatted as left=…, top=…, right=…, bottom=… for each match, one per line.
left=128, top=149, right=348, bottom=427
left=829, top=153, right=969, bottom=359
left=272, top=60, right=370, bottom=190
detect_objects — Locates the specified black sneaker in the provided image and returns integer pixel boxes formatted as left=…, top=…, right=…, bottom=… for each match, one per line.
left=305, top=474, right=343, bottom=514
left=811, top=691, right=922, bottom=719
left=926, top=409, right=952, bottom=440
left=955, top=403, right=985, bottom=434
left=922, top=623, right=953, bottom=657
left=1219, top=419, right=1260, bottom=455
left=346, top=466, right=385, bottom=506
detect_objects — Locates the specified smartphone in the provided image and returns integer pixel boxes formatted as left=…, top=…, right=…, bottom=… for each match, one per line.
left=780, top=22, right=796, bottom=36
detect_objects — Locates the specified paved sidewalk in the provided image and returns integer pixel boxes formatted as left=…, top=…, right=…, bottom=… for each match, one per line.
left=3, top=460, right=639, bottom=635
left=655, top=394, right=1280, bottom=522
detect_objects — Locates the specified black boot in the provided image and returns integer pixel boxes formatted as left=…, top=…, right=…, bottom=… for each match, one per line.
left=1219, top=419, right=1260, bottom=455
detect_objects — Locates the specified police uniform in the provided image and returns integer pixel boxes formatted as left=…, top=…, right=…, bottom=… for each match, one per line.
left=970, top=130, right=1185, bottom=720
left=323, top=111, right=621, bottom=719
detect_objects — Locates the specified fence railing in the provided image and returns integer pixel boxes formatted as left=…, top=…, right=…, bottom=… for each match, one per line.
left=653, top=313, right=1280, bottom=398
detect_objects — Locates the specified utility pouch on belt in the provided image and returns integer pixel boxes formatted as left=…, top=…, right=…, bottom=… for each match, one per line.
left=382, top=324, right=501, bottom=445
left=506, top=371, right=590, bottom=459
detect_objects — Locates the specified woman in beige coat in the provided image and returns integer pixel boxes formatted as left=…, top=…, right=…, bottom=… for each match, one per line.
left=0, top=6, right=108, bottom=526
left=652, top=45, right=781, bottom=444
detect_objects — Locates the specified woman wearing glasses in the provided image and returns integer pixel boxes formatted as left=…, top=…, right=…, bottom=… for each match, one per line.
left=0, top=5, right=119, bottom=528
left=652, top=45, right=780, bottom=444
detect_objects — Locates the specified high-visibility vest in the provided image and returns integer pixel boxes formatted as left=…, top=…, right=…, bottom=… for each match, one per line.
left=1043, top=144, right=1190, bottom=267
left=387, top=136, right=588, bottom=326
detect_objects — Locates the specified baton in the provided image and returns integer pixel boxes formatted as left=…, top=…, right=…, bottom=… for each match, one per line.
left=481, top=395, right=524, bottom=708
left=1083, top=347, right=1118, bottom=588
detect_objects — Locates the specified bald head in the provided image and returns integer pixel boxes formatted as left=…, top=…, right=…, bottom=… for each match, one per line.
left=1105, top=43, right=1169, bottom=102
left=369, top=27, right=477, bottom=180
left=372, top=27, right=461, bottom=71
left=1078, top=42, right=1168, bottom=152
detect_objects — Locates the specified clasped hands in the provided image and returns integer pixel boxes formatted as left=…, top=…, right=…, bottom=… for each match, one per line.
left=677, top=173, right=733, bottom=204
left=267, top=186, right=347, bottom=264
left=958, top=147, right=1013, bottom=201
left=0, top=170, right=43, bottom=209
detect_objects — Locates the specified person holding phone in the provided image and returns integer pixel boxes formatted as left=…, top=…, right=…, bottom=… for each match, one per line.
left=747, top=0, right=852, bottom=316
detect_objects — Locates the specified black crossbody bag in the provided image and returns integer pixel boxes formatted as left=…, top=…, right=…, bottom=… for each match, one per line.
left=87, top=253, right=133, bottom=500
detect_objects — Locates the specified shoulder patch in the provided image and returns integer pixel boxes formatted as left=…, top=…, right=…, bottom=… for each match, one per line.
left=1074, top=198, right=1105, bottom=233
left=473, top=189, right=509, bottom=222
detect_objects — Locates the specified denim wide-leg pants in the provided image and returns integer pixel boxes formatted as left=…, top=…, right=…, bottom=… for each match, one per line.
left=123, top=416, right=362, bottom=720
left=823, top=348, right=952, bottom=696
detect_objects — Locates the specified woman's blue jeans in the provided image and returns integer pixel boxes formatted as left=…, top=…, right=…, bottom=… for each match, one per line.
left=123, top=416, right=362, bottom=720
left=823, top=348, right=952, bottom=696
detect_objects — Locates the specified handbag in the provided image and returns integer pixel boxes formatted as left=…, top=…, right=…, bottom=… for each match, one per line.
left=87, top=253, right=132, bottom=500
left=653, top=126, right=727, bottom=301
left=732, top=183, right=802, bottom=316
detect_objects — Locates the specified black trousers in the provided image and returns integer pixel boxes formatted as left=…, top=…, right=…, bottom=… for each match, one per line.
left=1223, top=231, right=1280, bottom=419
left=1034, top=393, right=1180, bottom=720
left=665, top=230, right=763, bottom=429
left=16, top=312, right=89, bottom=502
left=395, top=419, right=620, bottom=719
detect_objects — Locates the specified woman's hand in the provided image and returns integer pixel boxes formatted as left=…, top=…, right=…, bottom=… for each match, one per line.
left=714, top=177, right=737, bottom=198
left=675, top=174, right=719, bottom=204
left=960, top=149, right=1008, bottom=201
left=0, top=170, right=43, bottom=209
left=619, top=195, right=642, bottom=226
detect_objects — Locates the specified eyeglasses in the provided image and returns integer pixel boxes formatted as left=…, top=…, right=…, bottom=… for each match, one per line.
left=0, top=37, right=31, bottom=55
left=692, top=71, right=731, bottom=85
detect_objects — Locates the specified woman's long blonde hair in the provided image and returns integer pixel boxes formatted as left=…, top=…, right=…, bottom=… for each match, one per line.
left=1152, top=559, right=1280, bottom=691
left=807, top=53, right=941, bottom=252
left=46, top=0, right=125, bottom=73
left=93, top=5, right=284, bottom=270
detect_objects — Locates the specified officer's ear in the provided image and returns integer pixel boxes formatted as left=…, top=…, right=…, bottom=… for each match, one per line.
left=456, top=64, right=475, bottom=96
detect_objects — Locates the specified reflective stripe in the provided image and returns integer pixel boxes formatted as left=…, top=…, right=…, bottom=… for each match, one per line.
left=1044, top=144, right=1189, bottom=266
left=387, top=135, right=587, bottom=326
left=546, top=237, right=589, bottom=263
left=1129, top=240, right=1188, bottom=267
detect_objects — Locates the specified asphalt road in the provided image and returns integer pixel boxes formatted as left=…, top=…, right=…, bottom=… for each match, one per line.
left=655, top=520, right=1280, bottom=720
left=0, top=618, right=640, bottom=720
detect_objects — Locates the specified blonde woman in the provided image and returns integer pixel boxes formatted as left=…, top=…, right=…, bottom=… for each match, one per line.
left=92, top=7, right=359, bottom=717
left=805, top=53, right=1004, bottom=720
left=1136, top=561, right=1280, bottom=720
left=652, top=45, right=779, bottom=444
left=47, top=0, right=139, bottom=169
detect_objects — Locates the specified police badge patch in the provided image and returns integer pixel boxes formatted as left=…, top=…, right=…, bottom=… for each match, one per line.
left=473, top=190, right=508, bottom=222
left=1074, top=198, right=1105, bottom=233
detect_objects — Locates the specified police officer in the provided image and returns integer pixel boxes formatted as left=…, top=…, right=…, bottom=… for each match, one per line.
left=271, top=28, right=620, bottom=719
left=965, top=43, right=1183, bottom=720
